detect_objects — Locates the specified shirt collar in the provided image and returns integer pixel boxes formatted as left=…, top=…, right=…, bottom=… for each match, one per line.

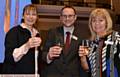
left=21, top=23, right=39, bottom=36
left=63, top=26, right=74, bottom=35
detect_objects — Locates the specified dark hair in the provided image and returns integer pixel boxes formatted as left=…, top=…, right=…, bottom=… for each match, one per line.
left=21, top=4, right=37, bottom=23
left=60, top=5, right=76, bottom=15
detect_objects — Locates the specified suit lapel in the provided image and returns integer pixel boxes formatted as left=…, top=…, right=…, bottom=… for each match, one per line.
left=56, top=27, right=64, bottom=47
left=64, top=26, right=80, bottom=62
left=54, top=27, right=66, bottom=73
left=55, top=26, right=80, bottom=72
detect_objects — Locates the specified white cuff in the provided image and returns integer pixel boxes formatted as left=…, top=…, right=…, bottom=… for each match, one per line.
left=47, top=54, right=52, bottom=64
left=13, top=44, right=29, bottom=62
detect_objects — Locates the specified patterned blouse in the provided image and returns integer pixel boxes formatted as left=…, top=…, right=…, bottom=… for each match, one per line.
left=88, top=31, right=120, bottom=77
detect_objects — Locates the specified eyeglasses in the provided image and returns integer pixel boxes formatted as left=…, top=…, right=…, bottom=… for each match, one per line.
left=61, top=15, right=75, bottom=19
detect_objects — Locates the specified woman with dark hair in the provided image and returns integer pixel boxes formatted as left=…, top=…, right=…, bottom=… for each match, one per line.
left=2, top=4, right=42, bottom=74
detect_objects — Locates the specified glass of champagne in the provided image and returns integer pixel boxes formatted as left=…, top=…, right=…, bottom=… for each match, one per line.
left=54, top=36, right=64, bottom=56
left=55, top=36, right=64, bottom=48
left=81, top=40, right=91, bottom=55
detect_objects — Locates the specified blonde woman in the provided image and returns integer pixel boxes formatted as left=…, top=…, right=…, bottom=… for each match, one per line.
left=79, top=8, right=120, bottom=77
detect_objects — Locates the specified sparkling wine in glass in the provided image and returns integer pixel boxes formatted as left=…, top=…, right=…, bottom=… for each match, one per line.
left=82, top=40, right=91, bottom=54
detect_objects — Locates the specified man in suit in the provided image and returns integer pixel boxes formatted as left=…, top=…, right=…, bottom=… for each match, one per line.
left=41, top=5, right=88, bottom=77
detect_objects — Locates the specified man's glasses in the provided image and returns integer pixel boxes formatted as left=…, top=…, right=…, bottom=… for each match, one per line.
left=61, top=15, right=75, bottom=19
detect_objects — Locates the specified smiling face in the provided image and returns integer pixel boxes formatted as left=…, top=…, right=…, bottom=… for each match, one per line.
left=23, top=5, right=37, bottom=27
left=91, top=15, right=107, bottom=36
left=89, top=9, right=113, bottom=40
left=60, top=7, right=77, bottom=27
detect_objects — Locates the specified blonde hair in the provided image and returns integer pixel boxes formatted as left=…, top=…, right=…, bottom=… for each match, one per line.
left=89, top=8, right=113, bottom=40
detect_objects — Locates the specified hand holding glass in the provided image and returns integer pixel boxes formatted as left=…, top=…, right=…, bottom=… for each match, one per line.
left=79, top=40, right=90, bottom=56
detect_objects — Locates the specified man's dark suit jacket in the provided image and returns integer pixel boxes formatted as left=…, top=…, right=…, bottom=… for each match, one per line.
left=41, top=24, right=89, bottom=77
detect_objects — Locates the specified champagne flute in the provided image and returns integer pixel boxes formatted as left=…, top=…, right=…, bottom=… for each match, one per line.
left=53, top=36, right=64, bottom=56
left=81, top=40, right=91, bottom=55
left=55, top=36, right=64, bottom=48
